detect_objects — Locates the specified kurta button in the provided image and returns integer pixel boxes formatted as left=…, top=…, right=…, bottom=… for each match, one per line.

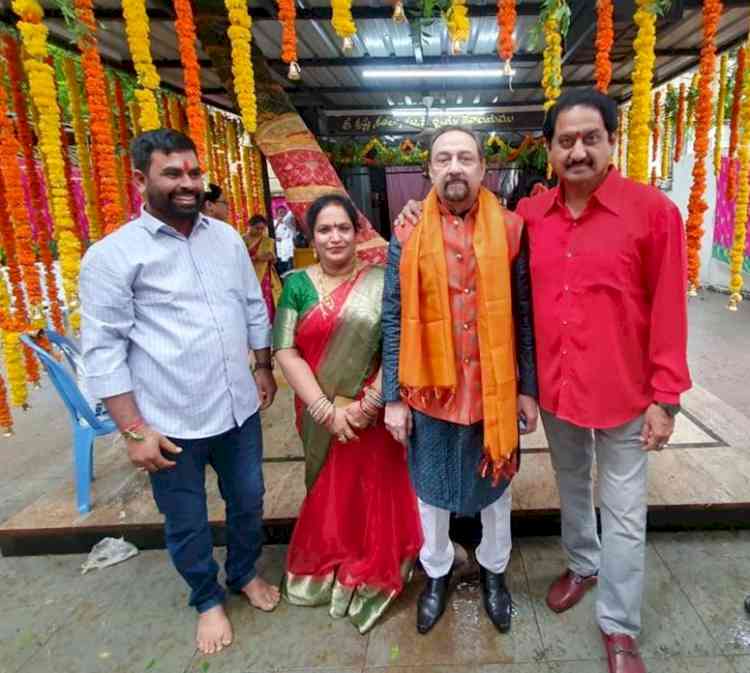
left=566, top=251, right=573, bottom=258
left=463, top=323, right=470, bottom=330
left=564, top=285, right=569, bottom=291
left=456, top=253, right=463, bottom=261
left=463, top=288, right=470, bottom=294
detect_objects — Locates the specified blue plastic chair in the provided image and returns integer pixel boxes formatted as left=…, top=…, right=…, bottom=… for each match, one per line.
left=21, top=331, right=117, bottom=513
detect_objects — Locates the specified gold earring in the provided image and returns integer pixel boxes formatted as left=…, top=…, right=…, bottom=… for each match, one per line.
left=312, top=247, right=318, bottom=259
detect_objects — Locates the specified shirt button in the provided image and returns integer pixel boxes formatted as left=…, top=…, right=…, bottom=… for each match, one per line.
left=564, top=284, right=569, bottom=291
left=566, top=251, right=573, bottom=258
left=562, top=380, right=568, bottom=386
left=562, top=320, right=568, bottom=326
left=456, top=253, right=463, bottom=261
left=562, top=349, right=568, bottom=355
left=463, top=322, right=470, bottom=330
left=464, top=357, right=470, bottom=364
left=463, top=288, right=470, bottom=294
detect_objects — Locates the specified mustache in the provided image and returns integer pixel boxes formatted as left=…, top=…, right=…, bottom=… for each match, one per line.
left=565, top=159, right=593, bottom=168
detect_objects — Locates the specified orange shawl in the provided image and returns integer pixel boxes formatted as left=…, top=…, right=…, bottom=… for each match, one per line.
left=399, top=187, right=519, bottom=482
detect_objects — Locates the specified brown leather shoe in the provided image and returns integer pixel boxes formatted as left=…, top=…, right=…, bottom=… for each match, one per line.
left=601, top=630, right=646, bottom=673
left=546, top=569, right=597, bottom=613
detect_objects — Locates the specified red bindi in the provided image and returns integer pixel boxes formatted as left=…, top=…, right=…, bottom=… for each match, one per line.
left=183, top=160, right=191, bottom=172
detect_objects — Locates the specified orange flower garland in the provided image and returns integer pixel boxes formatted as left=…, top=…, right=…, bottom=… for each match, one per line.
left=727, top=46, right=746, bottom=201
left=278, top=0, right=300, bottom=79
left=497, top=0, right=516, bottom=68
left=684, top=0, right=723, bottom=293
left=674, top=82, right=687, bottom=163
left=174, top=0, right=207, bottom=167
left=0, top=373, right=14, bottom=435
left=75, top=0, right=125, bottom=237
left=652, top=90, right=661, bottom=162
left=113, top=78, right=134, bottom=218
left=595, top=0, right=614, bottom=93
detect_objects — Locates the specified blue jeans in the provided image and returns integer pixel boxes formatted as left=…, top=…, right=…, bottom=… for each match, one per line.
left=149, top=413, right=265, bottom=613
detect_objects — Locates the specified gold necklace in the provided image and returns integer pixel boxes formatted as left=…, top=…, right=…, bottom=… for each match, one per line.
left=315, top=260, right=360, bottom=313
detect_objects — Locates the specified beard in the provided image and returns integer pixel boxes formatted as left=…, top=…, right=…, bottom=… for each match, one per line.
left=443, top=179, right=470, bottom=202
left=147, top=185, right=205, bottom=221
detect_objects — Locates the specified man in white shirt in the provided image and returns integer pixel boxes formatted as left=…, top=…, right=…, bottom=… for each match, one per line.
left=80, top=129, right=279, bottom=656
left=273, top=205, right=296, bottom=276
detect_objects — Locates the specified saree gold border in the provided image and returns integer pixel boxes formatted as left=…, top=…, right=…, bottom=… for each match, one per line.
left=272, top=306, right=298, bottom=351
left=299, top=266, right=386, bottom=489
left=283, top=570, right=336, bottom=606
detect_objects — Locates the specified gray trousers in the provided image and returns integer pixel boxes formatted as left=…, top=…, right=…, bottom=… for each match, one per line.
left=541, top=410, right=648, bottom=637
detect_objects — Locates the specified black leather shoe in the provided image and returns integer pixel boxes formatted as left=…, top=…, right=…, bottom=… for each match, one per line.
left=480, top=566, right=512, bottom=633
left=416, top=570, right=452, bottom=634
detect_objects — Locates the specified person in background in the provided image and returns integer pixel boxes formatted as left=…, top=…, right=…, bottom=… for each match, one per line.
left=246, top=214, right=282, bottom=322
left=273, top=193, right=422, bottom=634
left=202, top=183, right=230, bottom=222
left=80, top=129, right=279, bottom=656
left=274, top=205, right=296, bottom=276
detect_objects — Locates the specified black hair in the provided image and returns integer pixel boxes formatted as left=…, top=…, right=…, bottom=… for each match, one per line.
left=542, top=88, right=619, bottom=143
left=306, top=194, right=360, bottom=234
left=204, top=183, right=222, bottom=203
left=427, top=125, right=485, bottom=162
left=130, top=128, right=197, bottom=173
left=506, top=172, right=550, bottom=211
left=248, top=214, right=268, bottom=229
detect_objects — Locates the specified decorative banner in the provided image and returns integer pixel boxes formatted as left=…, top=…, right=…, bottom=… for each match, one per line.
left=713, top=157, right=750, bottom=274
left=325, top=110, right=547, bottom=135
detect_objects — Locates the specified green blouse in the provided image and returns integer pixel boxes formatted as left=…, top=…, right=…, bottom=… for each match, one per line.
left=272, top=270, right=319, bottom=350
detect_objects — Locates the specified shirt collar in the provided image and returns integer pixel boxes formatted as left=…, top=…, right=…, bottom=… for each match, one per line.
left=545, top=165, right=622, bottom=217
left=138, top=205, right=210, bottom=236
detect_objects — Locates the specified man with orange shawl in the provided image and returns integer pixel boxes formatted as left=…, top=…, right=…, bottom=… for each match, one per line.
left=382, top=126, right=538, bottom=635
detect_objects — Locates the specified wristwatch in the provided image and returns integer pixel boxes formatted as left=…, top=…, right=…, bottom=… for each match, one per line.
left=656, top=402, right=681, bottom=418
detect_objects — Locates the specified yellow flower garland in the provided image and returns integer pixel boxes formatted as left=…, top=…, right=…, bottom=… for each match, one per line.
left=12, top=0, right=81, bottom=330
left=728, top=40, right=750, bottom=311
left=542, top=10, right=562, bottom=111
left=446, top=0, right=470, bottom=54
left=225, top=119, right=246, bottom=227
left=661, top=88, right=672, bottom=181
left=714, top=52, right=728, bottom=176
left=122, top=0, right=161, bottom=131
left=63, top=57, right=100, bottom=241
left=332, top=0, right=356, bottom=50
left=2, top=329, right=28, bottom=408
left=225, top=0, right=258, bottom=133
left=627, top=0, right=656, bottom=184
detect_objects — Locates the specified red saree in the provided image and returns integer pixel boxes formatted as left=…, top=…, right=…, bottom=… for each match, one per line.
left=275, top=265, right=422, bottom=633
left=248, top=234, right=281, bottom=322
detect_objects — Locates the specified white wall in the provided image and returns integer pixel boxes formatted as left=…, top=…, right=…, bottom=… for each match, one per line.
left=662, top=125, right=750, bottom=290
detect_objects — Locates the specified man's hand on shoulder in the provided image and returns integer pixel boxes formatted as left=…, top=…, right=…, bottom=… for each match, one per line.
left=394, top=200, right=423, bottom=230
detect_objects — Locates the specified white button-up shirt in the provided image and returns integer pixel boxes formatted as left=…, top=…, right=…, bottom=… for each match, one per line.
left=274, top=211, right=296, bottom=262
left=80, top=208, right=271, bottom=439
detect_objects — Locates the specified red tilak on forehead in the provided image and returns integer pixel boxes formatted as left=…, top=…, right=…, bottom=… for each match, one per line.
left=183, top=160, right=191, bottom=172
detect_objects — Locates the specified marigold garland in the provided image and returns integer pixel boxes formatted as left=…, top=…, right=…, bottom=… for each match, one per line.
left=686, top=72, right=700, bottom=133
left=105, top=74, right=128, bottom=221
left=225, top=120, right=246, bottom=228
left=662, top=86, right=673, bottom=180
left=542, top=10, right=563, bottom=111
left=595, top=0, right=614, bottom=93
left=174, top=0, right=207, bottom=167
left=251, top=145, right=267, bottom=217
left=225, top=0, right=258, bottom=133
left=447, top=0, right=470, bottom=54
left=714, top=52, right=728, bottom=176
left=332, top=0, right=357, bottom=51
left=727, top=46, right=746, bottom=200
left=674, top=82, right=687, bottom=163
left=62, top=57, right=99, bottom=240
left=74, top=0, right=125, bottom=238
left=2, top=328, right=28, bottom=408
left=0, top=372, right=14, bottom=435
left=497, top=0, right=516, bottom=65
left=12, top=0, right=82, bottom=331
left=278, top=0, right=300, bottom=79
left=652, top=90, right=661, bottom=163
left=627, top=0, right=657, bottom=184
left=122, top=0, right=161, bottom=131
left=684, top=0, right=723, bottom=293
left=205, top=106, right=216, bottom=182
left=617, top=107, right=626, bottom=171
left=113, top=77, right=134, bottom=218
left=728, top=38, right=750, bottom=310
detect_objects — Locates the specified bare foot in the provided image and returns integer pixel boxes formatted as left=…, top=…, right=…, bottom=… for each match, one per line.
left=196, top=605, right=233, bottom=655
left=241, top=576, right=281, bottom=612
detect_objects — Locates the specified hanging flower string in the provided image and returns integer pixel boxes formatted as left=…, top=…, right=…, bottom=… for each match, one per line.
left=497, top=0, right=516, bottom=73
left=332, top=0, right=357, bottom=52
left=686, top=72, right=700, bottom=133
left=74, top=0, right=125, bottom=238
left=627, top=0, right=657, bottom=184
left=662, top=85, right=673, bottom=180
left=0, top=372, right=14, bottom=435
left=727, top=46, right=745, bottom=200
left=652, top=90, right=661, bottom=163
left=253, top=146, right=268, bottom=217
left=174, top=0, right=208, bottom=165
left=595, top=0, right=614, bottom=93
left=728, top=37, right=750, bottom=311
left=11, top=0, right=82, bottom=331
left=446, top=0, right=470, bottom=55
left=714, top=52, right=728, bottom=176
left=122, top=0, right=161, bottom=130
left=225, top=0, right=258, bottom=133
left=674, top=82, right=687, bottom=163
left=684, top=0, right=723, bottom=294
left=113, top=78, right=134, bottom=218
left=617, top=107, right=626, bottom=170
left=278, top=0, right=300, bottom=79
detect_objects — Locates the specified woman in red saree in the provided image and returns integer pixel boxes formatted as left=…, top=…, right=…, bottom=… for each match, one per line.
left=246, top=214, right=282, bottom=321
left=273, top=194, right=422, bottom=634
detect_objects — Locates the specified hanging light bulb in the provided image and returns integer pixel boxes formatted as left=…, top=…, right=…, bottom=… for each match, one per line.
left=392, top=0, right=407, bottom=23
left=342, top=36, right=354, bottom=53
left=288, top=61, right=302, bottom=80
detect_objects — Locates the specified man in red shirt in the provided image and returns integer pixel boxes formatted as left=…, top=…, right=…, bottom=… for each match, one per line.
left=515, top=88, right=691, bottom=673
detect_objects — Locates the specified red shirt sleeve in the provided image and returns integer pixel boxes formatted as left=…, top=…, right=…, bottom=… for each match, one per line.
left=644, top=199, right=692, bottom=404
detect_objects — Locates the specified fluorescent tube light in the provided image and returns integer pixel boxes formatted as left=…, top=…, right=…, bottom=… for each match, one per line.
left=362, top=67, right=515, bottom=79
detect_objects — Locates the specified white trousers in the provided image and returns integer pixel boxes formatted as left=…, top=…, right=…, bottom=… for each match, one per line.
left=417, top=488, right=512, bottom=578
